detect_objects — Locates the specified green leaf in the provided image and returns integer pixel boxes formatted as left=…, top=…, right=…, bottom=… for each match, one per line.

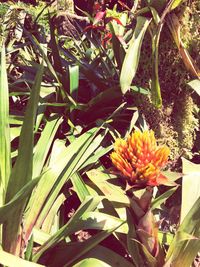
left=120, top=16, right=151, bottom=94
left=33, top=196, right=101, bottom=262
left=151, top=186, right=178, bottom=210
left=0, top=44, right=11, bottom=204
left=86, top=169, right=129, bottom=205
left=3, top=62, right=44, bottom=254
left=32, top=228, right=51, bottom=245
left=9, top=115, right=23, bottom=125
left=69, top=65, right=79, bottom=100
left=0, top=250, right=44, bottom=267
left=127, top=209, right=144, bottom=267
left=181, top=158, right=200, bottom=223
left=158, top=231, right=174, bottom=247
left=24, top=127, right=100, bottom=241
left=151, top=25, right=163, bottom=108
left=187, top=79, right=200, bottom=96
left=110, top=23, right=125, bottom=70
left=0, top=177, right=40, bottom=224
left=80, top=211, right=128, bottom=234
left=10, top=127, right=21, bottom=141
left=25, top=234, right=34, bottom=261
left=49, top=16, right=69, bottom=96
left=170, top=0, right=184, bottom=10
left=166, top=195, right=200, bottom=266
left=130, top=85, right=149, bottom=95
left=73, top=258, right=110, bottom=267
left=81, top=145, right=113, bottom=170
left=130, top=238, right=157, bottom=267
left=73, top=245, right=133, bottom=267
left=149, top=7, right=160, bottom=24
left=41, top=193, right=66, bottom=234
left=32, top=116, right=62, bottom=178
left=71, top=172, right=91, bottom=202
left=42, top=224, right=124, bottom=267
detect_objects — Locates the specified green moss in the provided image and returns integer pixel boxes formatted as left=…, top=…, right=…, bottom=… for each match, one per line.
left=174, top=91, right=199, bottom=158
left=178, top=1, right=200, bottom=61
left=132, top=2, right=200, bottom=164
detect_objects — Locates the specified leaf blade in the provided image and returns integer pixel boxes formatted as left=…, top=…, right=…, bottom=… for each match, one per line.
left=0, top=44, right=11, bottom=204
left=120, top=16, right=150, bottom=94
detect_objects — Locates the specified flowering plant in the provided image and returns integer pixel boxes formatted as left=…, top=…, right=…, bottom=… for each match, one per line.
left=111, top=130, right=173, bottom=186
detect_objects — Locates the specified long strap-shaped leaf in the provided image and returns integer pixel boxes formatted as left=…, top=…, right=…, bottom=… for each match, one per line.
left=0, top=250, right=44, bottom=267
left=151, top=24, right=163, bottom=108
left=165, top=196, right=200, bottom=266
left=24, top=127, right=102, bottom=241
left=32, top=196, right=101, bottom=262
left=0, top=177, right=40, bottom=224
left=72, top=245, right=133, bottom=267
left=120, top=16, right=150, bottom=94
left=0, top=45, right=11, bottom=206
left=32, top=116, right=63, bottom=178
left=2, top=63, right=44, bottom=255
left=47, top=224, right=125, bottom=267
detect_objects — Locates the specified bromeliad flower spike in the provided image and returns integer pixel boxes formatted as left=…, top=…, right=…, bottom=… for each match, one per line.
left=110, top=130, right=173, bottom=186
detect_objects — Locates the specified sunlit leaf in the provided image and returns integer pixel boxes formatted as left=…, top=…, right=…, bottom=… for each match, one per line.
left=151, top=186, right=178, bottom=210
left=74, top=245, right=134, bottom=267
left=3, top=62, right=44, bottom=254
left=0, top=44, right=11, bottom=205
left=24, top=127, right=101, bottom=241
left=73, top=258, right=110, bottom=267
left=181, top=158, right=200, bottom=222
left=120, top=16, right=150, bottom=94
left=127, top=209, right=144, bottom=267
left=0, top=177, right=40, bottom=223
left=166, top=195, right=200, bottom=266
left=41, top=224, right=124, bottom=267
left=33, top=196, right=101, bottom=262
left=86, top=169, right=129, bottom=205
left=0, top=250, right=44, bottom=267
left=187, top=79, right=200, bottom=96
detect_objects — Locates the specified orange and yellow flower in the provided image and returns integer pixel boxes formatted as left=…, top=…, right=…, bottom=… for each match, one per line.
left=110, top=130, right=171, bottom=186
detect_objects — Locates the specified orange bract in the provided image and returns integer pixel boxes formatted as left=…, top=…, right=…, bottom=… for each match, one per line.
left=110, top=130, right=171, bottom=186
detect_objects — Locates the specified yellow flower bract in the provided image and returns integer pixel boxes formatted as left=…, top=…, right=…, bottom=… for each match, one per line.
left=110, top=130, right=170, bottom=186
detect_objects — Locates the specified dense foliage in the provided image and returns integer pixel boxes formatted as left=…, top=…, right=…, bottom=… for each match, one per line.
left=0, top=0, right=200, bottom=266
